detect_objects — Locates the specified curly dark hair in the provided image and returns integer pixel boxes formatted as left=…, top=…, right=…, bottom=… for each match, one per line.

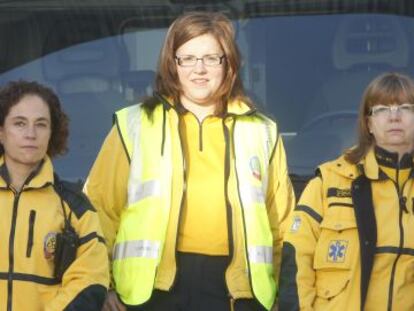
left=0, top=80, right=69, bottom=157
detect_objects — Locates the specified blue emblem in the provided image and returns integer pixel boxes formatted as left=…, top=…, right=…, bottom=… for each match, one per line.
left=327, top=240, right=348, bottom=263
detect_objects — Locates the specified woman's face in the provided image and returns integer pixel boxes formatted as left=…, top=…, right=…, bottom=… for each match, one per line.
left=0, top=95, right=51, bottom=170
left=175, top=33, right=225, bottom=108
left=368, top=102, right=414, bottom=155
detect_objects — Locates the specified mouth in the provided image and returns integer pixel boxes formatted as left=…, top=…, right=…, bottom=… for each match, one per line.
left=21, top=146, right=38, bottom=150
left=191, top=78, right=209, bottom=86
left=387, top=129, right=403, bottom=134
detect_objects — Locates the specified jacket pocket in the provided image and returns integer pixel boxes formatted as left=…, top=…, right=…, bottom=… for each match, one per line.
left=314, top=218, right=357, bottom=270
left=316, top=277, right=350, bottom=299
left=313, top=275, right=351, bottom=310
left=26, top=210, right=36, bottom=258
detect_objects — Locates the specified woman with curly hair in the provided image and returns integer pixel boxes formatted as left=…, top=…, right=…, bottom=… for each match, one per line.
left=0, top=80, right=109, bottom=311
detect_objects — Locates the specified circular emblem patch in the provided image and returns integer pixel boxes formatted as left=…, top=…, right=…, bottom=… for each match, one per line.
left=249, top=156, right=262, bottom=181
left=43, top=232, right=57, bottom=260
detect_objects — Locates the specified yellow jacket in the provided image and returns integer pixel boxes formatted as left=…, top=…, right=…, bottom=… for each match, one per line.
left=0, top=156, right=109, bottom=311
left=279, top=146, right=414, bottom=311
left=85, top=99, right=294, bottom=304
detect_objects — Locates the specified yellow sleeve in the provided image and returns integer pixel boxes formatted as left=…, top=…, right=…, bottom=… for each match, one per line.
left=46, top=194, right=110, bottom=310
left=266, top=135, right=296, bottom=282
left=278, top=176, right=324, bottom=310
left=83, top=126, right=129, bottom=269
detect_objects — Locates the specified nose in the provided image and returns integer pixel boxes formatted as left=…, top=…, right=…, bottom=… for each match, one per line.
left=24, top=125, right=37, bottom=139
left=388, top=109, right=402, bottom=121
left=193, top=58, right=207, bottom=73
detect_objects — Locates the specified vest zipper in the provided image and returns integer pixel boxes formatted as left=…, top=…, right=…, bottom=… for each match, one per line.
left=223, top=118, right=234, bottom=298
left=7, top=190, right=21, bottom=311
left=26, top=210, right=36, bottom=257
left=230, top=117, right=257, bottom=303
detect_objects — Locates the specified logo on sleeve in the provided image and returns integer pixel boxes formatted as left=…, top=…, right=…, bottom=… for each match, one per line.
left=43, top=232, right=57, bottom=260
left=249, top=156, right=262, bottom=181
left=327, top=240, right=348, bottom=263
left=290, top=216, right=301, bottom=233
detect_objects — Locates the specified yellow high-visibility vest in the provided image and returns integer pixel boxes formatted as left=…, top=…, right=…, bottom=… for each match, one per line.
left=112, top=102, right=277, bottom=310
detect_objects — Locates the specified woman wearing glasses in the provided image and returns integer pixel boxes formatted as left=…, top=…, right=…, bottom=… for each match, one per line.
left=85, top=11, right=294, bottom=311
left=278, top=72, right=414, bottom=311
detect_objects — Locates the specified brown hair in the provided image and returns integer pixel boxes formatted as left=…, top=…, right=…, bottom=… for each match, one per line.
left=0, top=80, right=69, bottom=157
left=345, top=72, right=414, bottom=164
left=147, top=11, right=252, bottom=115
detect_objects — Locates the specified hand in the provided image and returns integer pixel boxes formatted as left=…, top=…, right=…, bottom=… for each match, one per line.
left=101, top=290, right=126, bottom=311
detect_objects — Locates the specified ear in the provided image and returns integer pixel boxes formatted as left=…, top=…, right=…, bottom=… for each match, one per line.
left=367, top=117, right=373, bottom=134
left=0, top=126, right=3, bottom=143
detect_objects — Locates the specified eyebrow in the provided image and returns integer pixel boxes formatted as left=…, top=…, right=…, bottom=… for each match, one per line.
left=10, top=115, right=50, bottom=122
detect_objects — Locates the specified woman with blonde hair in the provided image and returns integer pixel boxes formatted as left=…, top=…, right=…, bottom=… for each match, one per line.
left=279, top=72, right=414, bottom=311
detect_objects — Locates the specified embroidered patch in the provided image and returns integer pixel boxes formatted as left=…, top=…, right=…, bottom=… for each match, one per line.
left=249, top=156, right=261, bottom=181
left=327, top=187, right=351, bottom=198
left=43, top=232, right=57, bottom=260
left=290, top=216, right=301, bottom=233
left=327, top=240, right=348, bottom=263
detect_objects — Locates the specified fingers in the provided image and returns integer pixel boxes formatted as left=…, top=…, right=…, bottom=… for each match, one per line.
left=102, top=291, right=126, bottom=311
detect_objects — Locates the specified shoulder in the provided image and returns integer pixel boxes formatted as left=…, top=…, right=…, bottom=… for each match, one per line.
left=53, top=174, right=95, bottom=219
left=114, top=103, right=143, bottom=119
left=316, top=154, right=359, bottom=181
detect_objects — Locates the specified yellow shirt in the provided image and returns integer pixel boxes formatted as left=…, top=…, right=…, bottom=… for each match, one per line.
left=177, top=112, right=229, bottom=255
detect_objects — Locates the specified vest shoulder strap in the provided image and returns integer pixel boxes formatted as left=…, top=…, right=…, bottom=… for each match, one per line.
left=53, top=173, right=95, bottom=219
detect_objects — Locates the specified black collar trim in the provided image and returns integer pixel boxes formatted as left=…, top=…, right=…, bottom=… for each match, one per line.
left=375, top=146, right=412, bottom=169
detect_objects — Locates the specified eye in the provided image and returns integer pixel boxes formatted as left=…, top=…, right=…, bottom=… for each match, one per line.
left=36, top=122, right=49, bottom=128
left=14, top=121, right=25, bottom=127
left=205, top=54, right=219, bottom=62
left=181, top=55, right=195, bottom=62
left=399, top=103, right=414, bottom=112
left=372, top=105, right=388, bottom=115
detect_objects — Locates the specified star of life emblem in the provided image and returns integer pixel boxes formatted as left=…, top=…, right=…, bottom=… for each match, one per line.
left=327, top=240, right=348, bottom=263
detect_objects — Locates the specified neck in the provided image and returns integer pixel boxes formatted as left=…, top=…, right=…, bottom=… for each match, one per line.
left=181, top=100, right=217, bottom=122
left=5, top=159, right=39, bottom=192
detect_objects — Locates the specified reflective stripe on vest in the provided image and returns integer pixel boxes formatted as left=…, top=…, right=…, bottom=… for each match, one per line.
left=113, top=240, right=161, bottom=260
left=112, top=103, right=173, bottom=305
left=113, top=104, right=277, bottom=309
left=234, top=114, right=277, bottom=310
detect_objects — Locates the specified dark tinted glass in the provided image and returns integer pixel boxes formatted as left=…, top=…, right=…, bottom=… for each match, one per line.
left=0, top=3, right=413, bottom=192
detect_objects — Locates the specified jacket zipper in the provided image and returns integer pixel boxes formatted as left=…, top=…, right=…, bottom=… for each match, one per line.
left=7, top=190, right=21, bottom=311
left=26, top=210, right=36, bottom=257
left=170, top=113, right=187, bottom=289
left=386, top=165, right=406, bottom=311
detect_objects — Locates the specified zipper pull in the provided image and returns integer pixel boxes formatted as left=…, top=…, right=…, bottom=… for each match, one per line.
left=400, top=196, right=408, bottom=213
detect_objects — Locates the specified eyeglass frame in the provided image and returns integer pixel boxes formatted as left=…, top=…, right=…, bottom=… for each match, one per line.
left=368, top=103, right=414, bottom=117
left=175, top=54, right=226, bottom=67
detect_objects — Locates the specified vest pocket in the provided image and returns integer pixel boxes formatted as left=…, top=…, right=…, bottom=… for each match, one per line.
left=26, top=210, right=36, bottom=258
left=314, top=218, right=357, bottom=270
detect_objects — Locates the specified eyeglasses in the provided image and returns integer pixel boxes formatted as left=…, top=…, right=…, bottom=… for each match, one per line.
left=369, top=103, right=414, bottom=117
left=175, top=54, right=226, bottom=67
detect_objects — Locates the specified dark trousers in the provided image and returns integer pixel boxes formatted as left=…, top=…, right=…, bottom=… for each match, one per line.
left=127, top=252, right=267, bottom=311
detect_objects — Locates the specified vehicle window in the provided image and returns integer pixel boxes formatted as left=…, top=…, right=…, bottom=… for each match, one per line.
left=0, top=2, right=413, bottom=195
